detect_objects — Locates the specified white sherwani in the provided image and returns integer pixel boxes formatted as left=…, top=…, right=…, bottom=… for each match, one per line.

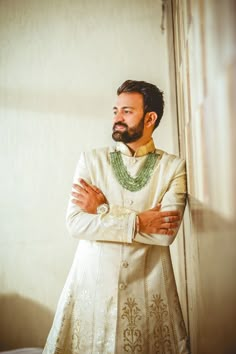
left=43, top=139, right=189, bottom=354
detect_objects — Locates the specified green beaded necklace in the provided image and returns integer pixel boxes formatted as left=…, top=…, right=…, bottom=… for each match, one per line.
left=110, top=151, right=159, bottom=192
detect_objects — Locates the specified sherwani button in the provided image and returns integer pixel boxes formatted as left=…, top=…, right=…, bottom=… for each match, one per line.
left=119, top=283, right=126, bottom=290
left=122, top=261, right=129, bottom=268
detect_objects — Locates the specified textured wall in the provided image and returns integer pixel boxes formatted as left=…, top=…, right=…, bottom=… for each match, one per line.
left=0, top=0, right=180, bottom=349
left=169, top=0, right=236, bottom=353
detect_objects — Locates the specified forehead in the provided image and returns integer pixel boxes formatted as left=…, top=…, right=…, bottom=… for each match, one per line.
left=115, top=92, right=144, bottom=109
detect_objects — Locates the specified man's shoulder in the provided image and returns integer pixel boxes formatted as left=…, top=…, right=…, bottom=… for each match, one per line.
left=157, top=148, right=184, bottom=161
left=156, top=149, right=186, bottom=170
left=82, top=146, right=114, bottom=159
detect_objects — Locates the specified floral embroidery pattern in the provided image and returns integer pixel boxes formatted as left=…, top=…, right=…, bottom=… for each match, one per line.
left=43, top=289, right=73, bottom=353
left=121, top=297, right=143, bottom=353
left=71, top=318, right=81, bottom=353
left=150, top=294, right=172, bottom=354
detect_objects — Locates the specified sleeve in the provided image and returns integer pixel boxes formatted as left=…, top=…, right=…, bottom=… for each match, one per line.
left=66, top=152, right=137, bottom=243
left=133, top=158, right=187, bottom=246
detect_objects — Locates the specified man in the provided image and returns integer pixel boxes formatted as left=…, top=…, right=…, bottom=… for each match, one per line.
left=43, top=80, right=189, bottom=353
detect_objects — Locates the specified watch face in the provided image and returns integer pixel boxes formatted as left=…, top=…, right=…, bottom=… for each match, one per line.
left=97, top=203, right=109, bottom=214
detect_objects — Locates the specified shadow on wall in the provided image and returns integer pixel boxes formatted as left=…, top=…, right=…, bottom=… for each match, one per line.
left=187, top=196, right=236, bottom=353
left=0, top=294, right=53, bottom=351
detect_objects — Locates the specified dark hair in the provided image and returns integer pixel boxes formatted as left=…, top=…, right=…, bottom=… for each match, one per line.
left=117, top=80, right=164, bottom=129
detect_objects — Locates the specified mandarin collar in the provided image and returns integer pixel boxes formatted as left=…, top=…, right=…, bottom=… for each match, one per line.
left=115, top=139, right=156, bottom=157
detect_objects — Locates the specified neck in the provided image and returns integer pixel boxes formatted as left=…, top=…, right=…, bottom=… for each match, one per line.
left=126, top=136, right=152, bottom=155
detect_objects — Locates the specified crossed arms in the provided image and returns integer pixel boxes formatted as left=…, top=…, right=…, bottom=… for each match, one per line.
left=66, top=152, right=187, bottom=246
left=71, top=178, right=181, bottom=237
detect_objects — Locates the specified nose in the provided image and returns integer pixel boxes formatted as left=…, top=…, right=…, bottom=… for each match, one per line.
left=113, top=110, right=124, bottom=123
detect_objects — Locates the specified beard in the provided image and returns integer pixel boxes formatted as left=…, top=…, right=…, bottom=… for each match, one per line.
left=112, top=116, right=145, bottom=143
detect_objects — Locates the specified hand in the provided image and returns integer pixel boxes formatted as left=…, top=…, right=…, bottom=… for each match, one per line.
left=138, top=204, right=181, bottom=236
left=71, top=178, right=107, bottom=214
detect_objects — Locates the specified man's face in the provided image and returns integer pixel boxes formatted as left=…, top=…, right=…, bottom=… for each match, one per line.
left=112, top=92, right=146, bottom=143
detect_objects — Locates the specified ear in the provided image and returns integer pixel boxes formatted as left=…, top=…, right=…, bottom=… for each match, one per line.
left=145, top=112, right=158, bottom=128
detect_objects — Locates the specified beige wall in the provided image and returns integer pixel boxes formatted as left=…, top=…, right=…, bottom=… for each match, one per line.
left=0, top=0, right=180, bottom=349
left=169, top=0, right=236, bottom=353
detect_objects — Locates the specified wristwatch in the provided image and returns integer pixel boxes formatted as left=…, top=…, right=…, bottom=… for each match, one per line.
left=96, top=203, right=109, bottom=215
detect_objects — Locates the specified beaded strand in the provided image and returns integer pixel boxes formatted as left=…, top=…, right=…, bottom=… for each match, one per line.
left=110, top=151, right=159, bottom=192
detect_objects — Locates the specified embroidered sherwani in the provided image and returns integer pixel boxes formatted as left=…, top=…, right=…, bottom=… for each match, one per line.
left=43, top=139, right=189, bottom=354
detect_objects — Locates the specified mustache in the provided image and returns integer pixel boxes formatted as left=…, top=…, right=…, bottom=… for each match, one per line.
left=113, top=122, right=128, bottom=129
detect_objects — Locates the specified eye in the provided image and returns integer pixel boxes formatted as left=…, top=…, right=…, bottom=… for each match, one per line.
left=124, top=110, right=131, bottom=114
left=113, top=110, right=117, bottom=115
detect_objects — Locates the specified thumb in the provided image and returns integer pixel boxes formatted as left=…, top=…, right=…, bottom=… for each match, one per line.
left=150, top=203, right=161, bottom=211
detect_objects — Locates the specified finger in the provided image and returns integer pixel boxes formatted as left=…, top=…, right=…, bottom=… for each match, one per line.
left=90, top=185, right=102, bottom=194
left=159, top=228, right=168, bottom=235
left=71, top=191, right=86, bottom=200
left=71, top=192, right=85, bottom=201
left=159, top=229, right=175, bottom=236
left=72, top=183, right=87, bottom=193
left=80, top=179, right=98, bottom=194
left=163, top=216, right=180, bottom=223
left=71, top=198, right=84, bottom=206
left=161, top=222, right=179, bottom=229
left=72, top=185, right=88, bottom=195
left=72, top=183, right=80, bottom=191
left=166, top=229, right=175, bottom=236
left=79, top=178, right=91, bottom=189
